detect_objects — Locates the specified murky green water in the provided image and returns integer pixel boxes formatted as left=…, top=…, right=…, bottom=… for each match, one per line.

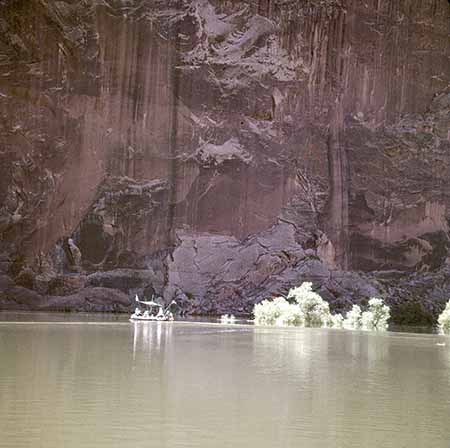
left=0, top=314, right=449, bottom=447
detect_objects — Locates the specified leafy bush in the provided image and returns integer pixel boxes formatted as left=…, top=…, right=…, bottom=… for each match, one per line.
left=343, top=299, right=390, bottom=331
left=287, top=282, right=332, bottom=327
left=253, top=283, right=391, bottom=332
left=254, top=283, right=333, bottom=328
left=330, top=313, right=344, bottom=329
left=390, top=301, right=434, bottom=327
left=220, top=314, right=236, bottom=324
left=274, top=304, right=305, bottom=327
left=438, top=301, right=450, bottom=335
left=343, top=305, right=362, bottom=330
left=362, top=298, right=390, bottom=331
left=254, top=297, right=303, bottom=327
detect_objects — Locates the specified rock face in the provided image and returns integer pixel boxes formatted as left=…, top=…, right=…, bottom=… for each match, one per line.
left=0, top=0, right=449, bottom=321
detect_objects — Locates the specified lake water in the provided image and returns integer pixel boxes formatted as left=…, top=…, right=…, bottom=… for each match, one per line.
left=1, top=313, right=449, bottom=447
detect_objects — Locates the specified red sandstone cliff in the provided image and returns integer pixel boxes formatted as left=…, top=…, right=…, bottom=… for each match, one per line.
left=0, top=0, right=449, bottom=319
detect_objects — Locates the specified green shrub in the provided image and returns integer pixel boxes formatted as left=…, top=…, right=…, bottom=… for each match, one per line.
left=287, top=282, right=332, bottom=327
left=343, top=305, right=362, bottom=330
left=254, top=283, right=390, bottom=332
left=438, top=301, right=450, bottom=335
left=254, top=297, right=303, bottom=327
left=361, top=298, right=390, bottom=331
left=390, top=301, right=434, bottom=327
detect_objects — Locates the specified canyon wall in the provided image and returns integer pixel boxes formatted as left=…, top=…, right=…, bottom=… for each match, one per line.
left=0, top=0, right=449, bottom=320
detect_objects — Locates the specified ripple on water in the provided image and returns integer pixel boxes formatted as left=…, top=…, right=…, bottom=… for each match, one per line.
left=0, top=319, right=449, bottom=448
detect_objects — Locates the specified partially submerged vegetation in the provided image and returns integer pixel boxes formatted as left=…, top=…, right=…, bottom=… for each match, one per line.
left=438, top=301, right=450, bottom=335
left=254, top=282, right=390, bottom=331
left=220, top=314, right=236, bottom=324
left=390, top=301, right=434, bottom=327
left=220, top=283, right=450, bottom=334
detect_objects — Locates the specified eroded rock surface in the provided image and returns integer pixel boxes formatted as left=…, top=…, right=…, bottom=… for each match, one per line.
left=0, top=0, right=449, bottom=321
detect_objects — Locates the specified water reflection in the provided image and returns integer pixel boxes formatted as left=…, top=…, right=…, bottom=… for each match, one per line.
left=0, top=323, right=450, bottom=448
left=250, top=327, right=450, bottom=447
left=132, top=321, right=173, bottom=362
